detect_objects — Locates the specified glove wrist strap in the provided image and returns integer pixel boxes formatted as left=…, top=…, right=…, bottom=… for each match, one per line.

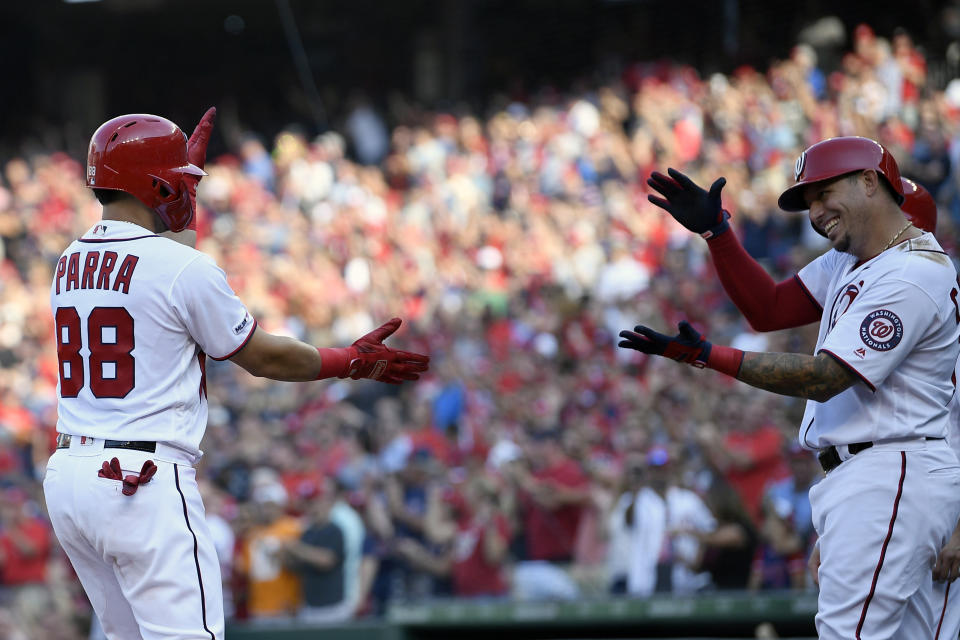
left=701, top=209, right=731, bottom=239
left=316, top=347, right=357, bottom=379
left=705, top=344, right=744, bottom=377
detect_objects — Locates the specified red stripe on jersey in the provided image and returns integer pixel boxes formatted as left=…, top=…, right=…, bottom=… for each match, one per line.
left=856, top=451, right=906, bottom=639
left=794, top=274, right=824, bottom=312
left=819, top=349, right=877, bottom=392
left=197, top=351, right=207, bottom=399
left=78, top=235, right=159, bottom=243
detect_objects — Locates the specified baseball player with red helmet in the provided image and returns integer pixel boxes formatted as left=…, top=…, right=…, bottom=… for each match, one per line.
left=627, top=136, right=960, bottom=639
left=42, top=109, right=430, bottom=640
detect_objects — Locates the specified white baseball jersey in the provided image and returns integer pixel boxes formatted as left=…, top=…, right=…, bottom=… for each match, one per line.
left=795, top=232, right=960, bottom=449
left=50, top=220, right=256, bottom=458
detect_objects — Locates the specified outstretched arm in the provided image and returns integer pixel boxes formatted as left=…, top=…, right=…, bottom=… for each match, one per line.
left=736, top=351, right=858, bottom=402
left=619, top=322, right=859, bottom=401
left=231, top=317, right=429, bottom=384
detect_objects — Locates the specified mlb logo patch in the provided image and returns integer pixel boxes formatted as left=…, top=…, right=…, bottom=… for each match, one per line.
left=80, top=436, right=95, bottom=446
left=233, top=312, right=252, bottom=335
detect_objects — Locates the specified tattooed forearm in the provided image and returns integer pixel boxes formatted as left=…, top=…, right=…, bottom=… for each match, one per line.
left=736, top=352, right=859, bottom=402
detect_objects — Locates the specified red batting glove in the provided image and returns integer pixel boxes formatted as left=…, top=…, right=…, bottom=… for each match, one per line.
left=98, top=457, right=158, bottom=496
left=317, top=318, right=430, bottom=384
left=184, top=107, right=217, bottom=232
left=98, top=457, right=123, bottom=480
left=121, top=460, right=158, bottom=496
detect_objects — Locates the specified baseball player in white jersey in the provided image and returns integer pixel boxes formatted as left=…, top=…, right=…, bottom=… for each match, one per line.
left=43, top=110, right=430, bottom=640
left=626, top=136, right=960, bottom=639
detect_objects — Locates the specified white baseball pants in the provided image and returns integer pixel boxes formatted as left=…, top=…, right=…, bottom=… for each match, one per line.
left=811, top=437, right=960, bottom=640
left=43, top=440, right=224, bottom=640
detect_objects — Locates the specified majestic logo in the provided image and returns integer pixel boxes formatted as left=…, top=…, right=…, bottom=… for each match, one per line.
left=859, top=309, right=903, bottom=351
left=854, top=347, right=867, bottom=359
left=794, top=151, right=806, bottom=182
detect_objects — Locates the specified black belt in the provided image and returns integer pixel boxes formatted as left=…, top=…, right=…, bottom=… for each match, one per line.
left=56, top=433, right=156, bottom=454
left=818, top=437, right=944, bottom=474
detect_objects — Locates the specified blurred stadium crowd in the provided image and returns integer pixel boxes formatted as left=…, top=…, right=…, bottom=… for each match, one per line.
left=1, top=20, right=959, bottom=639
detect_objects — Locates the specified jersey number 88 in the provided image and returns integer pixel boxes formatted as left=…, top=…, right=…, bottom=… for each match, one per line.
left=55, top=307, right=135, bottom=398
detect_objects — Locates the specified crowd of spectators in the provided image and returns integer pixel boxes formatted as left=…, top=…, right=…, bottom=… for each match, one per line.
left=1, top=20, right=959, bottom=638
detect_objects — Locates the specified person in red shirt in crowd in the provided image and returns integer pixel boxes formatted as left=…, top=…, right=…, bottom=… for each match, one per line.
left=506, top=428, right=589, bottom=599
left=0, top=489, right=50, bottom=587
left=696, top=394, right=789, bottom=524
left=449, top=475, right=511, bottom=598
left=511, top=428, right=590, bottom=562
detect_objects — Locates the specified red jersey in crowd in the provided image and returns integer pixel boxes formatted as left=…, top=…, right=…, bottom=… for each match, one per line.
left=451, top=512, right=511, bottom=597
left=521, top=459, right=588, bottom=561
left=0, top=517, right=50, bottom=584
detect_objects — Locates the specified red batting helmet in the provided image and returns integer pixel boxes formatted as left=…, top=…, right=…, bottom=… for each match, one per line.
left=779, top=136, right=904, bottom=212
left=899, top=177, right=936, bottom=233
left=86, top=114, right=206, bottom=232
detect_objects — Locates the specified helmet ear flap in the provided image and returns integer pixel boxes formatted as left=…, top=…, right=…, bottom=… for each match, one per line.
left=149, top=176, right=179, bottom=203
left=152, top=179, right=194, bottom=232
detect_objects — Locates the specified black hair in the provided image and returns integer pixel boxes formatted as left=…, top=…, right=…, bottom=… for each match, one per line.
left=92, top=189, right=168, bottom=232
left=92, top=188, right=135, bottom=206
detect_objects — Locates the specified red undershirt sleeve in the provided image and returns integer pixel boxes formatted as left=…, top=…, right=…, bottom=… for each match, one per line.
left=706, top=231, right=822, bottom=331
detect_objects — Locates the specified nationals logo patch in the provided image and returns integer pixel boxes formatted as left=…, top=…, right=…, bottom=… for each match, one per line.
left=859, top=309, right=903, bottom=351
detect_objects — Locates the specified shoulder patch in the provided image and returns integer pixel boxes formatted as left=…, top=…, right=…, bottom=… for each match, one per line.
left=859, top=309, right=903, bottom=351
left=233, top=312, right=252, bottom=335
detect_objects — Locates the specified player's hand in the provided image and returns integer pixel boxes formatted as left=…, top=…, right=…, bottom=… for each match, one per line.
left=618, top=321, right=712, bottom=368
left=934, top=526, right=960, bottom=582
left=346, top=318, right=430, bottom=384
left=184, top=107, right=217, bottom=229
left=647, top=168, right=730, bottom=238
left=808, top=541, right=821, bottom=587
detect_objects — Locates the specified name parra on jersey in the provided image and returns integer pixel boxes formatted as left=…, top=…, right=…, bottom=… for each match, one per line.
left=50, top=221, right=256, bottom=457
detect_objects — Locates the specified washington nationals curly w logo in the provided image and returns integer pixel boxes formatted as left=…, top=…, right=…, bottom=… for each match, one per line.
left=829, top=281, right=863, bottom=331
left=859, top=309, right=904, bottom=351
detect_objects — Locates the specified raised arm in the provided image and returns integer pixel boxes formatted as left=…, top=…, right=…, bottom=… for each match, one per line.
left=648, top=168, right=821, bottom=331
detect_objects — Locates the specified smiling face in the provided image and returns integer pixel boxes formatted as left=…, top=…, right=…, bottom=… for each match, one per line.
left=804, top=172, right=868, bottom=255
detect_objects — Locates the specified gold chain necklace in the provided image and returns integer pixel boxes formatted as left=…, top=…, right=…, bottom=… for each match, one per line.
left=883, top=221, right=913, bottom=251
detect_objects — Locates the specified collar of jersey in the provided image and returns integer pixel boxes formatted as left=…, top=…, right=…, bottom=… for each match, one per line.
left=81, top=220, right=159, bottom=241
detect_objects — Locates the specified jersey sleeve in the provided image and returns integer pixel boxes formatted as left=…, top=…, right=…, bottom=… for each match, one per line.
left=817, top=278, right=938, bottom=390
left=796, top=250, right=842, bottom=308
left=169, top=253, right=257, bottom=360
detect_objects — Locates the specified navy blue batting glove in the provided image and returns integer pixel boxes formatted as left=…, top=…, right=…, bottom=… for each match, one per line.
left=618, top=321, right=713, bottom=368
left=647, top=169, right=730, bottom=239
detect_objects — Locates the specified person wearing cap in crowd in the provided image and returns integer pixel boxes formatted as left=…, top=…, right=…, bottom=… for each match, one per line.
left=627, top=136, right=960, bottom=639
left=236, top=474, right=303, bottom=620
left=282, top=476, right=364, bottom=624
left=608, top=446, right=715, bottom=597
